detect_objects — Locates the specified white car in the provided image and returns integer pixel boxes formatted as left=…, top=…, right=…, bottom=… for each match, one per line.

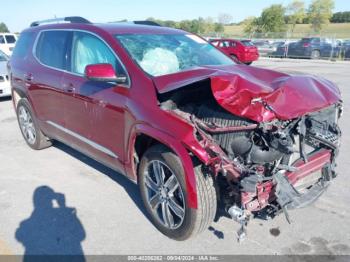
left=0, top=50, right=10, bottom=97
left=0, top=33, right=17, bottom=56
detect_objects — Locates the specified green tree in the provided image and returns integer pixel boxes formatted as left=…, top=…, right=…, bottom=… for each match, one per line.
left=213, top=23, right=224, bottom=34
left=287, top=0, right=305, bottom=33
left=259, top=4, right=287, bottom=33
left=307, top=0, right=334, bottom=32
left=0, top=22, right=9, bottom=33
left=243, top=16, right=260, bottom=34
left=178, top=20, right=193, bottom=32
left=331, top=11, right=350, bottom=23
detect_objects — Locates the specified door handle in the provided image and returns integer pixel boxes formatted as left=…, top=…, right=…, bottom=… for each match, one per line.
left=98, top=100, right=107, bottom=107
left=24, top=73, right=33, bottom=82
left=63, top=83, right=75, bottom=93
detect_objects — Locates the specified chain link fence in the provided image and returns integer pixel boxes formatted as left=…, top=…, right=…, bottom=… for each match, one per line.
left=203, top=32, right=350, bottom=61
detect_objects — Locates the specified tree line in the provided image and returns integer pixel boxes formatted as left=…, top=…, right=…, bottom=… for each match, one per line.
left=145, top=17, right=225, bottom=35
left=243, top=0, right=337, bottom=35
left=0, top=0, right=349, bottom=34
left=331, top=11, right=350, bottom=23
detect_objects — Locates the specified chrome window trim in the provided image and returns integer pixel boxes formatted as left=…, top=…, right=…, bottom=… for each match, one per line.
left=47, top=120, right=118, bottom=159
left=32, top=28, right=131, bottom=88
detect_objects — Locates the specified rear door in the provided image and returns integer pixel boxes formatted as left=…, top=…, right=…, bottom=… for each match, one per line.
left=30, top=30, right=71, bottom=138
left=228, top=40, right=238, bottom=56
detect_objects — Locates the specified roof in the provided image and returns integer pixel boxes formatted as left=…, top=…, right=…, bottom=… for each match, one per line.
left=210, top=38, right=248, bottom=42
left=24, top=22, right=186, bottom=35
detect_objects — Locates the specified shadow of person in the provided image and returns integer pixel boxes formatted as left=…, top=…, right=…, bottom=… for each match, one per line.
left=15, top=186, right=86, bottom=262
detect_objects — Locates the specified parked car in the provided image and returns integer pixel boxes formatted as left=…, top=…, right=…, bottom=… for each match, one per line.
left=0, top=33, right=17, bottom=56
left=341, top=40, right=350, bottom=60
left=0, top=50, right=11, bottom=97
left=270, top=41, right=295, bottom=58
left=9, top=17, right=342, bottom=241
left=251, top=40, right=275, bottom=57
left=210, top=39, right=259, bottom=65
left=287, top=37, right=340, bottom=59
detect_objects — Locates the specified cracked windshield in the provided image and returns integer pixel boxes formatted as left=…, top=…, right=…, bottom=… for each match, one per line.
left=116, top=34, right=234, bottom=76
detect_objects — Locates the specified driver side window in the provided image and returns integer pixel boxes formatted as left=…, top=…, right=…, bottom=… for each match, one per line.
left=71, top=32, right=125, bottom=77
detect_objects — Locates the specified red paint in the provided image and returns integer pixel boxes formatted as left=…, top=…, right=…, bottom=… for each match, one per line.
left=242, top=149, right=332, bottom=211
left=85, top=63, right=117, bottom=80
left=9, top=22, right=341, bottom=212
left=210, top=39, right=259, bottom=64
left=154, top=65, right=341, bottom=122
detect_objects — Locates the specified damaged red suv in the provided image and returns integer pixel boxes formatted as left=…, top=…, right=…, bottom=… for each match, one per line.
left=9, top=17, right=342, bottom=241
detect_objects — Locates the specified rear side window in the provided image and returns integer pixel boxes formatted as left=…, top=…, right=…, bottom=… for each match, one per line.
left=35, top=31, right=70, bottom=70
left=71, top=31, right=125, bottom=77
left=301, top=38, right=311, bottom=42
left=241, top=40, right=254, bottom=46
left=219, top=41, right=230, bottom=48
left=11, top=32, right=34, bottom=58
left=0, top=36, right=5, bottom=44
left=5, top=35, right=16, bottom=44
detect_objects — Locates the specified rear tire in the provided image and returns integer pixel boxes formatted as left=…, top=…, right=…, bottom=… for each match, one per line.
left=230, top=54, right=240, bottom=63
left=311, top=50, right=321, bottom=59
left=16, top=98, right=52, bottom=150
left=138, top=145, right=217, bottom=240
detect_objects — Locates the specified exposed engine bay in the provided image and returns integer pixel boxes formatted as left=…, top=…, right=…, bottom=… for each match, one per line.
left=158, top=78, right=342, bottom=240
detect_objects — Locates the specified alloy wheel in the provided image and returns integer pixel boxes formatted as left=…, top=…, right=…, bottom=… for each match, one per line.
left=143, top=160, right=185, bottom=229
left=18, top=106, right=36, bottom=145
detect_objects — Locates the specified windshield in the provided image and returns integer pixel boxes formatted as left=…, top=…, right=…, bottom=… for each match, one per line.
left=115, top=34, right=235, bottom=76
left=0, top=50, right=8, bottom=61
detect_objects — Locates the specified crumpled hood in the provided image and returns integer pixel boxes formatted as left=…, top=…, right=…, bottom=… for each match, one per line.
left=153, top=65, right=341, bottom=122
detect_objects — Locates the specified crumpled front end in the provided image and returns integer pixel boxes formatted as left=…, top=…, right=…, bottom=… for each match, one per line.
left=183, top=100, right=342, bottom=216
left=155, top=65, right=342, bottom=238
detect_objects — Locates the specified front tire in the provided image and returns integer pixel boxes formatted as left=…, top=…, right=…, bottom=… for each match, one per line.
left=16, top=99, right=52, bottom=150
left=138, top=145, right=217, bottom=240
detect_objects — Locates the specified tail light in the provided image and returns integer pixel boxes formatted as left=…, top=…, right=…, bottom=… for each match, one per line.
left=303, top=43, right=310, bottom=47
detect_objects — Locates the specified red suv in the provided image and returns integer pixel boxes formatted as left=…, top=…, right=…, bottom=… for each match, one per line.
left=9, top=17, right=342, bottom=241
left=210, top=39, right=259, bottom=65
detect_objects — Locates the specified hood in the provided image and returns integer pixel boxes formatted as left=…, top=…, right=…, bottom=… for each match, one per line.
left=153, top=65, right=341, bottom=122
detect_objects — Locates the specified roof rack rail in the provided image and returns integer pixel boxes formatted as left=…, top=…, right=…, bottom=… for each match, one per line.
left=133, top=21, right=161, bottom=26
left=30, top=16, right=91, bottom=27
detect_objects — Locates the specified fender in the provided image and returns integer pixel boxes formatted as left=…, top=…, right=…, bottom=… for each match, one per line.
left=125, top=123, right=198, bottom=209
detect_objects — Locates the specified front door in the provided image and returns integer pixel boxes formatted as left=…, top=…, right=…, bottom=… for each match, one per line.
left=62, top=31, right=129, bottom=172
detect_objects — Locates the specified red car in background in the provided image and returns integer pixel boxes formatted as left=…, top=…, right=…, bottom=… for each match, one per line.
left=210, top=38, right=259, bottom=65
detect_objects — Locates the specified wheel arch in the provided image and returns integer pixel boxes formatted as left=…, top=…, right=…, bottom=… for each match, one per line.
left=12, top=87, right=27, bottom=109
left=126, top=123, right=198, bottom=209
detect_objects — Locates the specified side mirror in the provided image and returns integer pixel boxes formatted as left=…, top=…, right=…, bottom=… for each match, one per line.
left=84, top=64, right=127, bottom=84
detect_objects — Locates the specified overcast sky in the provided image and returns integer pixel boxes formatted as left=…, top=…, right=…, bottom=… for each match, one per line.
left=3, top=0, right=350, bottom=32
